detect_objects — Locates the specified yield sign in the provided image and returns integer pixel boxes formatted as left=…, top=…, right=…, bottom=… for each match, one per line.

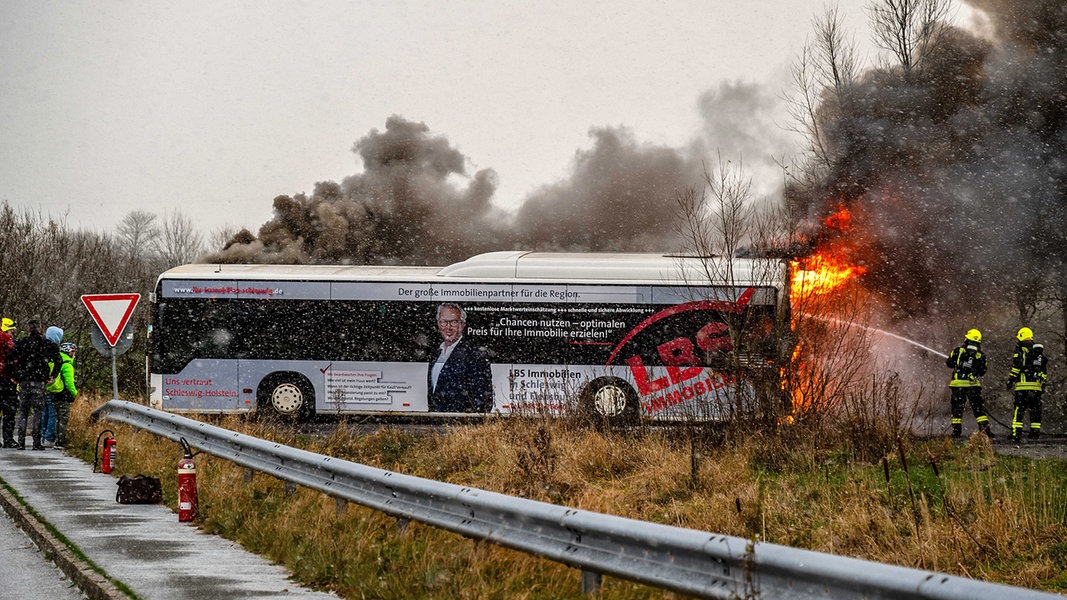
left=81, top=293, right=141, bottom=346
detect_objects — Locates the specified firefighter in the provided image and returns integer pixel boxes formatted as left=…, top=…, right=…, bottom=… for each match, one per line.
left=946, top=328, right=991, bottom=438
left=1006, top=327, right=1048, bottom=443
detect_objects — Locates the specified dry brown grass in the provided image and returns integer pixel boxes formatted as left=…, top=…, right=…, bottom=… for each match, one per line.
left=65, top=396, right=1067, bottom=598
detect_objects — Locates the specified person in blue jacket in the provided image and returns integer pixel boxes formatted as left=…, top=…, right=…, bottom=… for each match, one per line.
left=427, top=303, right=493, bottom=413
left=41, top=325, right=63, bottom=444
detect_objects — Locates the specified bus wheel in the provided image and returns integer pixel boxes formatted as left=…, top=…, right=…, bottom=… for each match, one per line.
left=258, top=374, right=314, bottom=422
left=581, top=377, right=639, bottom=425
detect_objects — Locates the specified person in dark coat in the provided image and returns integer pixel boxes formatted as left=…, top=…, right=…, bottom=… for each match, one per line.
left=6, top=318, right=61, bottom=450
left=427, top=303, right=493, bottom=413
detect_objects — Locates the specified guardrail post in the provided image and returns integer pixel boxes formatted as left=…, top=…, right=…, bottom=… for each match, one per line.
left=335, top=497, right=347, bottom=517
left=284, top=481, right=297, bottom=496
left=243, top=467, right=254, bottom=483
left=396, top=517, right=410, bottom=535
left=581, top=570, right=602, bottom=595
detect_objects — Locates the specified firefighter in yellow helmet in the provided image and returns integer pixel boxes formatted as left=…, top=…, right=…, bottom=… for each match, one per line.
left=945, top=328, right=991, bottom=438
left=1006, top=327, right=1048, bottom=443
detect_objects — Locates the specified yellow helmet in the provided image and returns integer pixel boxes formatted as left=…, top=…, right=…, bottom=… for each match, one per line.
left=0, top=318, right=14, bottom=332
left=1017, top=327, right=1033, bottom=341
left=965, top=329, right=981, bottom=343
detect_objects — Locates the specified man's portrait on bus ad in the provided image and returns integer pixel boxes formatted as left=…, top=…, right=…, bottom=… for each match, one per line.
left=427, top=302, right=493, bottom=413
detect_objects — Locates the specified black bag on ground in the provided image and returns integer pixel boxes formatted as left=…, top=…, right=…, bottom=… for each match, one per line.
left=116, top=475, right=163, bottom=504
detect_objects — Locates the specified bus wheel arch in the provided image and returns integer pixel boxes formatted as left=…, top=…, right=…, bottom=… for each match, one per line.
left=580, top=377, right=639, bottom=425
left=257, top=372, right=315, bottom=422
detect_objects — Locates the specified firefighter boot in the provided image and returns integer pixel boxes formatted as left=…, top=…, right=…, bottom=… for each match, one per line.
left=976, top=415, right=993, bottom=439
left=951, top=424, right=962, bottom=439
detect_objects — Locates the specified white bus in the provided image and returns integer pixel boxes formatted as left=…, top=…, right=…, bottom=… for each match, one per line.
left=148, top=251, right=790, bottom=422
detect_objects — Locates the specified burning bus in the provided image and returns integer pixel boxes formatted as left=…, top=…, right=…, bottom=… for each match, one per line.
left=148, top=251, right=793, bottom=423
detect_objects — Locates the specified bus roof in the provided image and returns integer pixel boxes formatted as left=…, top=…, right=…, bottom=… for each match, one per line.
left=160, top=251, right=786, bottom=288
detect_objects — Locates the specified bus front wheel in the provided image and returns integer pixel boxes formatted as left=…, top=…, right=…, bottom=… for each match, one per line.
left=580, top=377, right=639, bottom=425
left=258, top=373, right=314, bottom=421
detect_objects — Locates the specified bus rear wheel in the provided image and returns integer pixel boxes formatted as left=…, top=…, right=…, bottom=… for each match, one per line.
left=580, top=377, right=639, bottom=426
left=258, top=373, right=314, bottom=422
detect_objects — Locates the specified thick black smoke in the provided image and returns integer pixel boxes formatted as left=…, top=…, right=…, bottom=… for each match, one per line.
left=207, top=116, right=504, bottom=265
left=206, top=83, right=792, bottom=265
left=788, top=0, right=1067, bottom=324
left=512, top=127, right=703, bottom=252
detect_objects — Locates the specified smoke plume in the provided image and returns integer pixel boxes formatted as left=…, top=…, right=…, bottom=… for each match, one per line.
left=206, top=83, right=793, bottom=265
left=788, top=0, right=1067, bottom=325
left=512, top=127, right=702, bottom=252
left=207, top=116, right=504, bottom=265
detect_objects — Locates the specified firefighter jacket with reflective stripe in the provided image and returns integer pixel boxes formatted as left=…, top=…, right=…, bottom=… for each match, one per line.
left=1010, top=341, right=1047, bottom=392
left=947, top=343, right=985, bottom=387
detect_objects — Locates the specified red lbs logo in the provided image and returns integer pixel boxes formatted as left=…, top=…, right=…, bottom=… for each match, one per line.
left=605, top=289, right=753, bottom=410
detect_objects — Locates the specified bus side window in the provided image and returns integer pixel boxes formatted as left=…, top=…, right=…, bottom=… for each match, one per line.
left=367, top=302, right=427, bottom=362
left=195, top=300, right=232, bottom=358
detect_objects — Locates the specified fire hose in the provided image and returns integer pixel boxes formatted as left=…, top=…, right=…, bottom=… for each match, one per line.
left=805, top=314, right=1050, bottom=437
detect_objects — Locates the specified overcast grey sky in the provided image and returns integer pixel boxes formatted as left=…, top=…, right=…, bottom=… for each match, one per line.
left=0, top=1, right=977, bottom=237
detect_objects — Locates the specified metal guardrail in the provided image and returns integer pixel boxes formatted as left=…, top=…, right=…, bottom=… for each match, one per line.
left=93, top=400, right=1061, bottom=599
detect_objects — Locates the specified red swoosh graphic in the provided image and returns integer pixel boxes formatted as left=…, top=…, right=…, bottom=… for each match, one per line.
left=605, top=288, right=754, bottom=365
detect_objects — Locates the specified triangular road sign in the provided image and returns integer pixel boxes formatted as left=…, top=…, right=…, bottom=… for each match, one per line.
left=81, top=293, right=140, bottom=346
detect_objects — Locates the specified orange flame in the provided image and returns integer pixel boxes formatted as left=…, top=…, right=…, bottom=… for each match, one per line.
left=786, top=253, right=866, bottom=419
left=790, top=207, right=866, bottom=298
left=824, top=205, right=852, bottom=231
left=784, top=206, right=867, bottom=419
left=790, top=253, right=866, bottom=297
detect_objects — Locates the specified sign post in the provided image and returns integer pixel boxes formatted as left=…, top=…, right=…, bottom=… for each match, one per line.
left=81, top=294, right=140, bottom=401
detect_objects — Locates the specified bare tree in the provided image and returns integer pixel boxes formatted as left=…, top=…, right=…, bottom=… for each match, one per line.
left=155, top=210, right=205, bottom=268
left=207, top=225, right=240, bottom=256
left=676, top=156, right=754, bottom=265
left=115, top=210, right=162, bottom=286
left=116, top=211, right=160, bottom=258
left=868, top=0, right=951, bottom=75
left=787, top=5, right=859, bottom=178
left=675, top=158, right=792, bottom=428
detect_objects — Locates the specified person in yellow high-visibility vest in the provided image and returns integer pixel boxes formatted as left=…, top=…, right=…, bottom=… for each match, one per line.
left=1007, top=327, right=1048, bottom=443
left=945, top=328, right=991, bottom=438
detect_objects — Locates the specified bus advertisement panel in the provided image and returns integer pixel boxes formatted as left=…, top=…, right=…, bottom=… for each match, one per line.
left=151, top=263, right=783, bottom=421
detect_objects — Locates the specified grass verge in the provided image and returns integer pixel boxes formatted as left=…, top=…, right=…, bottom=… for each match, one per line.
left=66, top=396, right=1067, bottom=598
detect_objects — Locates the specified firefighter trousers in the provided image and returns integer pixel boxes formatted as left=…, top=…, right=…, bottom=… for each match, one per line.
left=950, top=387, right=989, bottom=437
left=1011, top=390, right=1042, bottom=440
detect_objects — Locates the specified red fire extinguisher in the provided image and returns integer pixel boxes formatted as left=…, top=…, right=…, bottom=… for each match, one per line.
left=177, top=438, right=198, bottom=522
left=94, top=430, right=117, bottom=474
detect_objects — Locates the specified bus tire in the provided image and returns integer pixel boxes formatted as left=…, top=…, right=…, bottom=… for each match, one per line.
left=258, top=373, right=315, bottom=422
left=580, top=377, right=639, bottom=426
